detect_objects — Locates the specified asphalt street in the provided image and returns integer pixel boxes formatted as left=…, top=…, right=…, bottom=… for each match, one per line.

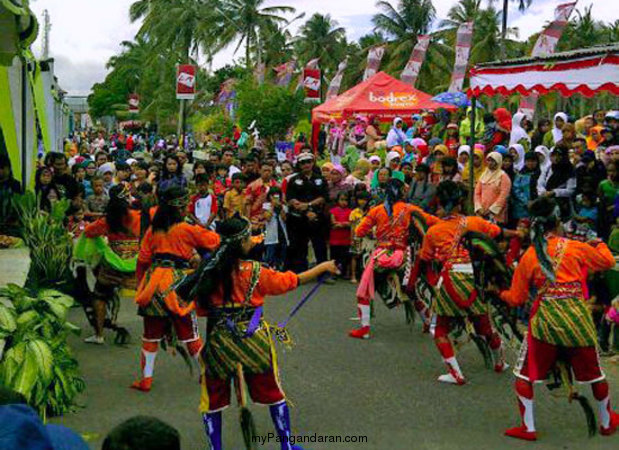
left=49, top=280, right=619, bottom=449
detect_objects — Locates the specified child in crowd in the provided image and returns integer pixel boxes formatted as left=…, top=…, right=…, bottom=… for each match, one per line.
left=188, top=173, right=218, bottom=230
left=85, top=176, right=109, bottom=220
left=330, top=192, right=353, bottom=279
left=66, top=206, right=87, bottom=238
left=213, top=164, right=230, bottom=210
left=34, top=167, right=60, bottom=212
left=349, top=190, right=371, bottom=283
left=565, top=190, right=599, bottom=241
left=223, top=173, right=246, bottom=218
left=262, top=187, right=288, bottom=270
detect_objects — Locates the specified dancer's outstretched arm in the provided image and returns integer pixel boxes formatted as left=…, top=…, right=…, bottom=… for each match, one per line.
left=298, top=260, right=339, bottom=285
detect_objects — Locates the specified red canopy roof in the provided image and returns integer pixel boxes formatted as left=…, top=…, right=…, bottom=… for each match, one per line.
left=312, top=71, right=456, bottom=123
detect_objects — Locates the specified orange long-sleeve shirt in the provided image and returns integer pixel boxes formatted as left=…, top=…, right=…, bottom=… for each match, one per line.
left=355, top=202, right=439, bottom=250
left=84, top=209, right=142, bottom=242
left=197, top=261, right=299, bottom=315
left=419, top=215, right=501, bottom=263
left=138, top=222, right=220, bottom=265
left=500, top=237, right=614, bottom=307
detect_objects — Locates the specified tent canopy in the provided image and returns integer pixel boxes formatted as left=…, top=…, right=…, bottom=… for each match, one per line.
left=312, top=71, right=456, bottom=123
left=468, top=44, right=619, bottom=98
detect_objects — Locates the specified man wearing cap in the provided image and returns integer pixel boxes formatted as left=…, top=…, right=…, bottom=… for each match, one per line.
left=286, top=152, right=329, bottom=273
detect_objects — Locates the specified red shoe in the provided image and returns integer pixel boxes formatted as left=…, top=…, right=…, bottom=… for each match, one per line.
left=505, top=425, right=537, bottom=441
left=348, top=326, right=370, bottom=339
left=600, top=411, right=619, bottom=436
left=130, top=377, right=152, bottom=392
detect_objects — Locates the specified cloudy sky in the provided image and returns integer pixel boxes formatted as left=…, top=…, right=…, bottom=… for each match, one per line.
left=29, top=0, right=618, bottom=95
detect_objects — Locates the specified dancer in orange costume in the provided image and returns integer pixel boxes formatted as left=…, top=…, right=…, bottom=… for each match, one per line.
left=500, top=197, right=618, bottom=440
left=418, top=181, right=520, bottom=384
left=131, top=187, right=220, bottom=392
left=350, top=178, right=440, bottom=339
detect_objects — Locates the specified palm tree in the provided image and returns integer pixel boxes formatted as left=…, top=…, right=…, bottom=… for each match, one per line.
left=371, top=0, right=437, bottom=71
left=558, top=6, right=608, bottom=51
left=294, top=14, right=346, bottom=72
left=491, top=0, right=532, bottom=41
left=204, top=0, right=297, bottom=69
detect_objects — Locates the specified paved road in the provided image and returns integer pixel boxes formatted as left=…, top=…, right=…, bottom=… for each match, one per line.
left=43, top=279, right=619, bottom=450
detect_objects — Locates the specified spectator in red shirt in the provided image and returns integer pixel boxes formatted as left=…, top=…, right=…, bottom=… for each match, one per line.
left=329, top=192, right=353, bottom=279
left=245, top=161, right=279, bottom=225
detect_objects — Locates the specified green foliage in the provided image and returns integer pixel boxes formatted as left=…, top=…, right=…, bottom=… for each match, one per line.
left=293, top=119, right=312, bottom=140
left=0, top=285, right=83, bottom=417
left=191, top=110, right=235, bottom=138
left=236, top=80, right=305, bottom=142
left=13, top=192, right=72, bottom=289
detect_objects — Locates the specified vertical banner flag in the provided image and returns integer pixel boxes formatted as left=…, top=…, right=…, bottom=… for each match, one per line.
left=176, top=64, right=196, bottom=100
left=128, top=94, right=139, bottom=113
left=363, top=45, right=386, bottom=81
left=275, top=61, right=296, bottom=87
left=296, top=58, right=319, bottom=91
left=401, top=35, right=430, bottom=86
left=254, top=63, right=266, bottom=84
left=519, top=1, right=577, bottom=117
left=449, top=22, right=474, bottom=92
left=216, top=79, right=236, bottom=117
left=326, top=57, right=348, bottom=100
left=303, top=65, right=321, bottom=103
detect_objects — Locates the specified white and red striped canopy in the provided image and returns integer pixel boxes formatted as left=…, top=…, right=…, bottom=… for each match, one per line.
left=468, top=45, right=619, bottom=98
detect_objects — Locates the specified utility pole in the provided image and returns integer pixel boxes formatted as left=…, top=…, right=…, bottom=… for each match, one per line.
left=42, top=10, right=51, bottom=59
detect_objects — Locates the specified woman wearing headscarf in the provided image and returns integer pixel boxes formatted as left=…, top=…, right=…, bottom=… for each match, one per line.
left=537, top=146, right=576, bottom=220
left=365, top=115, right=384, bottom=152
left=459, top=107, right=485, bottom=145
left=474, top=152, right=512, bottom=224
left=429, top=144, right=448, bottom=184
left=328, top=164, right=353, bottom=205
left=499, top=197, right=618, bottom=441
left=511, top=152, right=541, bottom=222
left=587, top=125, right=605, bottom=151
left=462, top=145, right=485, bottom=186
left=543, top=112, right=568, bottom=148
left=509, top=144, right=526, bottom=172
left=457, top=145, right=470, bottom=172
left=351, top=158, right=371, bottom=189
left=509, top=112, right=531, bottom=152
left=534, top=145, right=551, bottom=173
left=386, top=117, right=408, bottom=149
left=485, top=108, right=512, bottom=149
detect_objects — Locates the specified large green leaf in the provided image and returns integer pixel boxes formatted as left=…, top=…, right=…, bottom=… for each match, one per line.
left=28, top=340, right=54, bottom=385
left=0, top=304, right=17, bottom=333
left=11, top=350, right=39, bottom=401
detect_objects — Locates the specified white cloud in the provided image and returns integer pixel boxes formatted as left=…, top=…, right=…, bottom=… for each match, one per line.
left=27, top=0, right=618, bottom=95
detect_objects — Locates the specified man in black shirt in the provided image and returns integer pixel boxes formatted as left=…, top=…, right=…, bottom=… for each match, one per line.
left=285, top=152, right=328, bottom=272
left=48, top=152, right=79, bottom=199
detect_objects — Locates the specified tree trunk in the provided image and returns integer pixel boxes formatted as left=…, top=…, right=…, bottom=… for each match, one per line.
left=501, top=0, right=509, bottom=58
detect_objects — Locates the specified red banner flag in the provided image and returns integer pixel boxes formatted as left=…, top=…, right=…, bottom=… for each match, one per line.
left=303, top=68, right=321, bottom=102
left=401, top=35, right=430, bottom=86
left=176, top=64, right=196, bottom=100
left=363, top=45, right=386, bottom=81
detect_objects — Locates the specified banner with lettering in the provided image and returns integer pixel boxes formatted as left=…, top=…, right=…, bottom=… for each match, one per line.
left=176, top=64, right=196, bottom=100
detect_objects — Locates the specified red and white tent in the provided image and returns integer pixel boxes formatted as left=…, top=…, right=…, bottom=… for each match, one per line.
left=468, top=44, right=619, bottom=98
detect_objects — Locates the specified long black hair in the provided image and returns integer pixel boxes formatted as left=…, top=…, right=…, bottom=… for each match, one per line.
left=152, top=186, right=187, bottom=232
left=529, top=197, right=561, bottom=282
left=106, top=184, right=131, bottom=234
left=436, top=180, right=466, bottom=215
left=193, top=215, right=251, bottom=311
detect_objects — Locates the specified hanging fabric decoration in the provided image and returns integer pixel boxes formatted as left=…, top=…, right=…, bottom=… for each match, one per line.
left=401, top=35, right=430, bottom=87
left=326, top=57, right=348, bottom=100
left=363, top=45, right=386, bottom=81
left=448, top=22, right=474, bottom=93
left=519, top=2, right=578, bottom=118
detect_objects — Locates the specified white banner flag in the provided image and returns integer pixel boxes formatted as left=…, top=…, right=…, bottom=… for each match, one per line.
left=401, top=35, right=430, bottom=86
left=363, top=45, right=386, bottom=81
left=448, top=22, right=474, bottom=92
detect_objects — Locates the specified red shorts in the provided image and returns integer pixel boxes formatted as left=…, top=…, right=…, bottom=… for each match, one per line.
left=515, top=335, right=605, bottom=384
left=143, top=313, right=200, bottom=343
left=200, top=369, right=285, bottom=412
